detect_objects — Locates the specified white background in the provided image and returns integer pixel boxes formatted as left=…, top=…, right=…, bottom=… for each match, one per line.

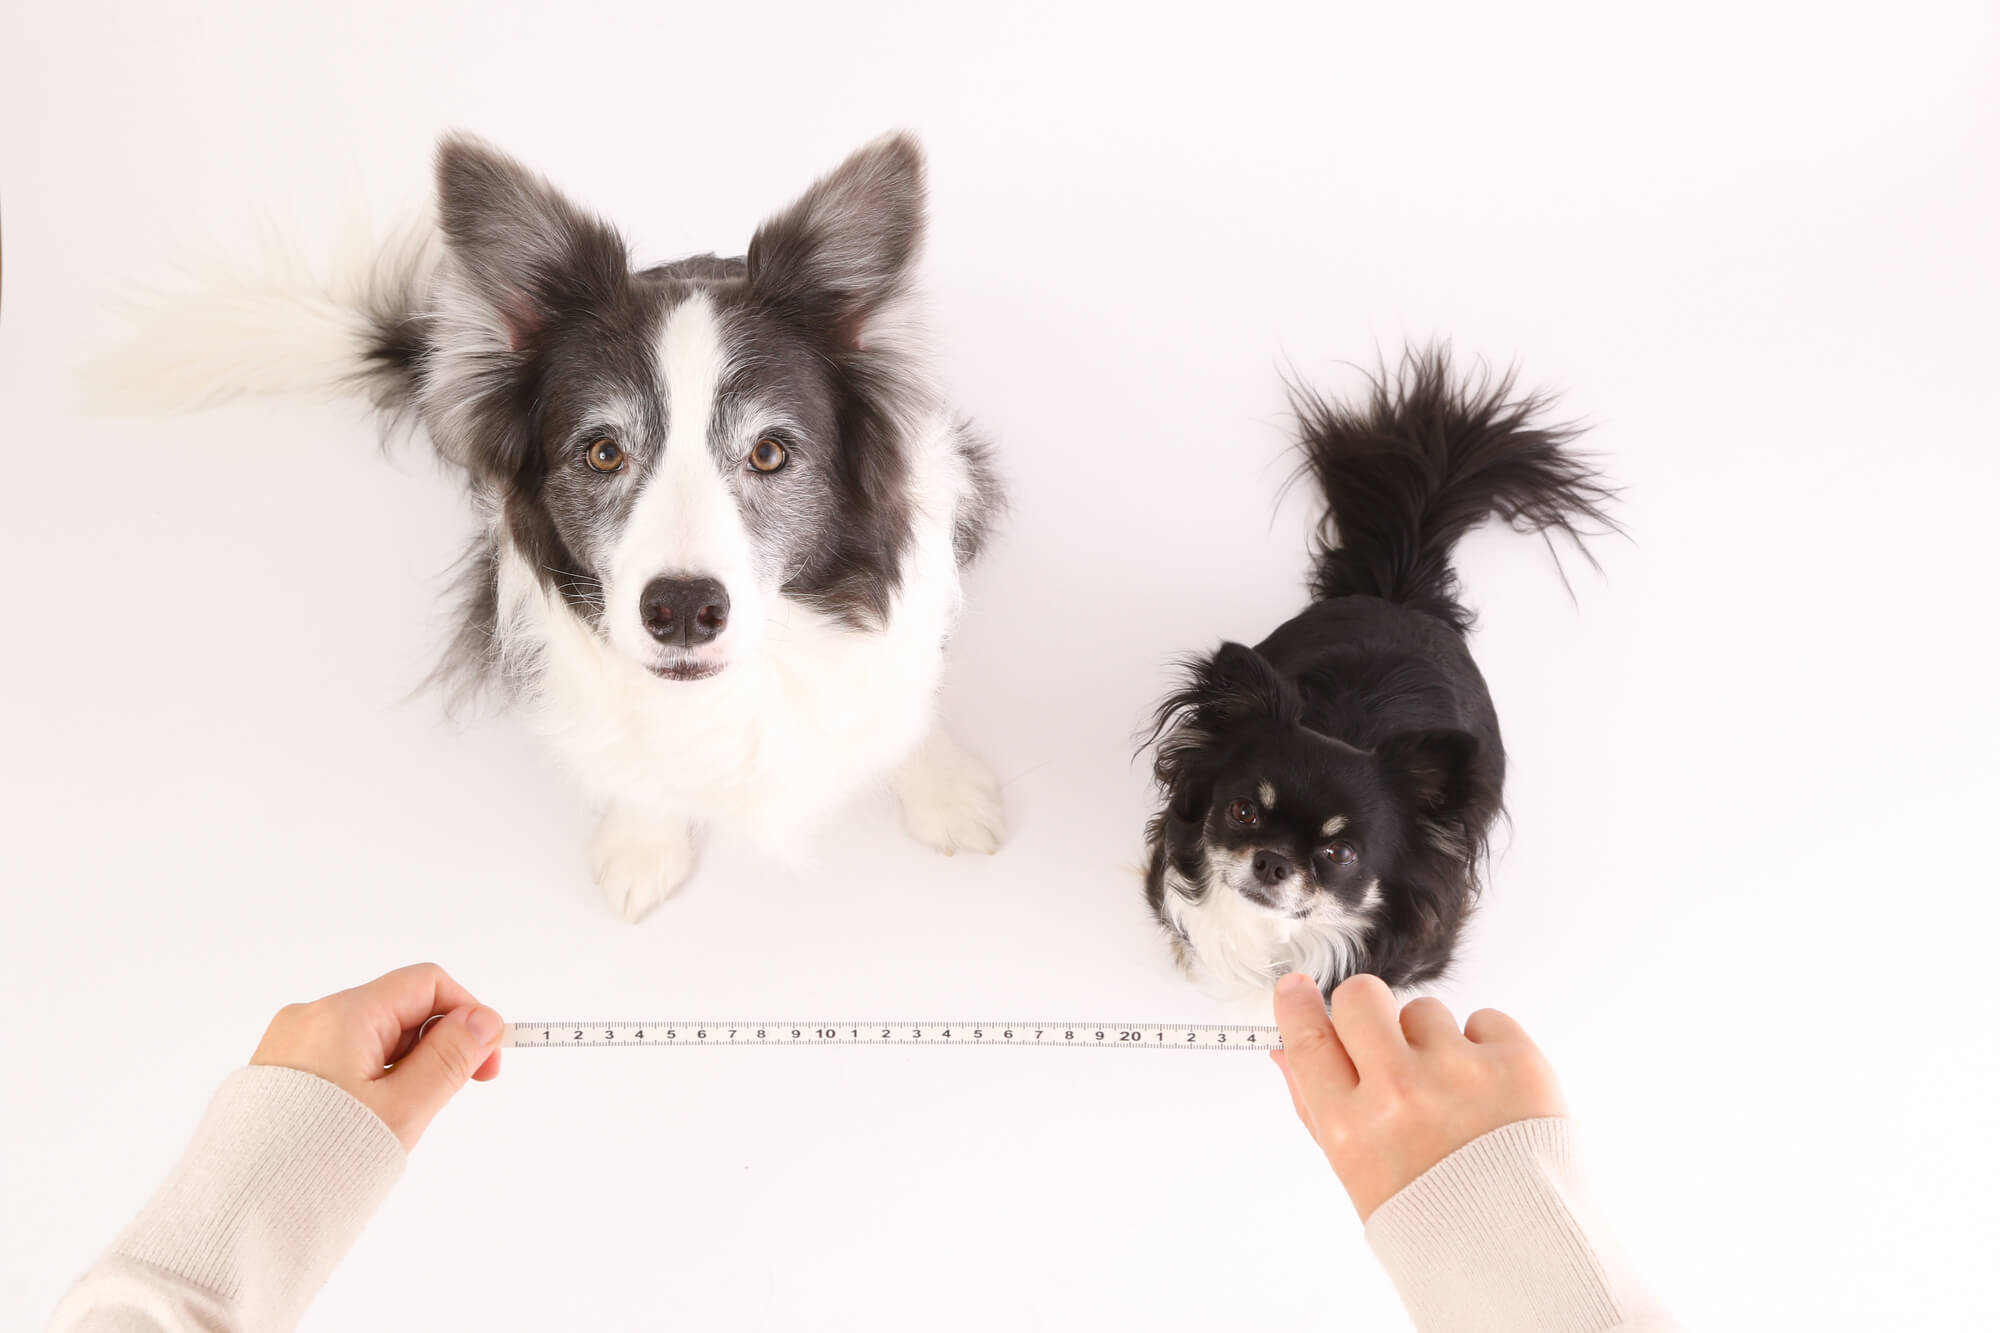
left=4, top=2, right=1996, bottom=1328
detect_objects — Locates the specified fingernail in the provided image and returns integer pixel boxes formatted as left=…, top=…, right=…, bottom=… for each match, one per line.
left=1277, top=973, right=1315, bottom=999
left=467, top=1006, right=503, bottom=1045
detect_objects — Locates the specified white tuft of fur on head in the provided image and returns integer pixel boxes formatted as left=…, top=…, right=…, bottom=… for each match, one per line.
left=600, top=293, right=763, bottom=672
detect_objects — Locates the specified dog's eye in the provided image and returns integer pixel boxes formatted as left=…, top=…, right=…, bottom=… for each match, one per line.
left=1226, top=799, right=1260, bottom=827
left=1317, top=841, right=1358, bottom=868
left=748, top=438, right=789, bottom=473
left=585, top=438, right=625, bottom=473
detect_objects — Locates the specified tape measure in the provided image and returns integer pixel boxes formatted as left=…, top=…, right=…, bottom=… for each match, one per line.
left=504, top=1020, right=1281, bottom=1050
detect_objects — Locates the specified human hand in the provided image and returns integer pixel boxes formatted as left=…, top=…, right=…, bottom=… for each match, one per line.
left=1269, top=972, right=1565, bottom=1221
left=249, top=962, right=504, bottom=1151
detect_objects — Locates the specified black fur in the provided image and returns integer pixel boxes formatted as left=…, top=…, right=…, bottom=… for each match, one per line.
left=1144, top=347, right=1616, bottom=996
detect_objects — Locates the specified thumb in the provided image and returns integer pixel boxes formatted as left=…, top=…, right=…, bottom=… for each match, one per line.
left=379, top=1004, right=504, bottom=1150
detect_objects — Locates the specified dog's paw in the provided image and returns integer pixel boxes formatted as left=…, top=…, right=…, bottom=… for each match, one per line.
left=590, top=816, right=698, bottom=924
left=895, top=733, right=1007, bottom=857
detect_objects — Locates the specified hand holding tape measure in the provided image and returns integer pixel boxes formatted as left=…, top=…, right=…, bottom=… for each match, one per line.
left=244, top=964, right=1280, bottom=1152
left=250, top=963, right=505, bottom=1151
left=248, top=961, right=1565, bottom=1229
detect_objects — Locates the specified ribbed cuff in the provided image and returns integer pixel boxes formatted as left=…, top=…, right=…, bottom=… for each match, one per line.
left=1364, top=1118, right=1646, bottom=1333
left=107, top=1066, right=406, bottom=1331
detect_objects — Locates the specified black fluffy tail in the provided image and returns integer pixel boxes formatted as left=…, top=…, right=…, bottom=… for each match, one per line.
left=1292, top=347, right=1616, bottom=633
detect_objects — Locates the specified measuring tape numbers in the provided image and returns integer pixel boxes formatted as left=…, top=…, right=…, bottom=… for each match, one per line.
left=505, top=1021, right=1282, bottom=1051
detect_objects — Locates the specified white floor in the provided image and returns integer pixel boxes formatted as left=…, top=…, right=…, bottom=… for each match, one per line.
left=4, top=3, right=1996, bottom=1328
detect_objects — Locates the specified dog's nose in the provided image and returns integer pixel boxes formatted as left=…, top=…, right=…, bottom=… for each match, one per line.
left=640, top=576, right=729, bottom=647
left=1252, top=850, right=1293, bottom=888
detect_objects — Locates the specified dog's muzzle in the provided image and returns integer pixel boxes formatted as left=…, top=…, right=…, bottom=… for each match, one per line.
left=1237, top=850, right=1310, bottom=915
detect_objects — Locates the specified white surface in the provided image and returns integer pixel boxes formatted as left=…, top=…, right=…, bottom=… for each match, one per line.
left=3, top=2, right=1996, bottom=1328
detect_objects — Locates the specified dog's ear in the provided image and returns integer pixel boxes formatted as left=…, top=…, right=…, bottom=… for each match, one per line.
left=1377, top=729, right=1481, bottom=817
left=1166, top=763, right=1213, bottom=824
left=432, top=134, right=628, bottom=353
left=1205, top=642, right=1302, bottom=727
left=747, top=133, right=925, bottom=351
left=1145, top=643, right=1297, bottom=809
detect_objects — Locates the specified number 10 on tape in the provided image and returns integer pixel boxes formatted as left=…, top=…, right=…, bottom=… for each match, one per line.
left=505, top=1022, right=1281, bottom=1050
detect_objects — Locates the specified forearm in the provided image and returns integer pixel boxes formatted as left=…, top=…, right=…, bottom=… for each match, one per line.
left=1365, top=1118, right=1678, bottom=1333
left=48, top=1067, right=405, bottom=1333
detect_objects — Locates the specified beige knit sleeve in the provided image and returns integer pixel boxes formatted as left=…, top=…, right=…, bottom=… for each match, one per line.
left=1363, top=1117, right=1678, bottom=1333
left=47, top=1066, right=406, bottom=1333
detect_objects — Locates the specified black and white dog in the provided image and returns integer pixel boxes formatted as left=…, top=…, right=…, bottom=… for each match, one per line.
left=1144, top=350, right=1613, bottom=996
left=103, top=134, right=1006, bottom=920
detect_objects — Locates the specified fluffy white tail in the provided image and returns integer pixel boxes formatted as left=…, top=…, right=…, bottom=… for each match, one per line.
left=83, top=215, right=438, bottom=417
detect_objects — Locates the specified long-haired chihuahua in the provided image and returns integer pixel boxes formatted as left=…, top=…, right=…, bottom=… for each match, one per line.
left=1144, top=348, right=1615, bottom=997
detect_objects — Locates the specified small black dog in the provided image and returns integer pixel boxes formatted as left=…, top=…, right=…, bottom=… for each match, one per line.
left=1144, top=349, right=1614, bottom=997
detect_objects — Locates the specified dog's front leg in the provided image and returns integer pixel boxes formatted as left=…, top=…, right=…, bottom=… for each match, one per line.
left=591, top=804, right=702, bottom=923
left=893, top=726, right=1007, bottom=857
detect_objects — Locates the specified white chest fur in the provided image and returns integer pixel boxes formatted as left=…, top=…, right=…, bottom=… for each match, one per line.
left=1162, top=864, right=1379, bottom=997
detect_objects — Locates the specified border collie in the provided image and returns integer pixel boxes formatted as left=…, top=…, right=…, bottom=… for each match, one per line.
left=99, top=133, right=1006, bottom=920
left=1143, top=349, right=1613, bottom=997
